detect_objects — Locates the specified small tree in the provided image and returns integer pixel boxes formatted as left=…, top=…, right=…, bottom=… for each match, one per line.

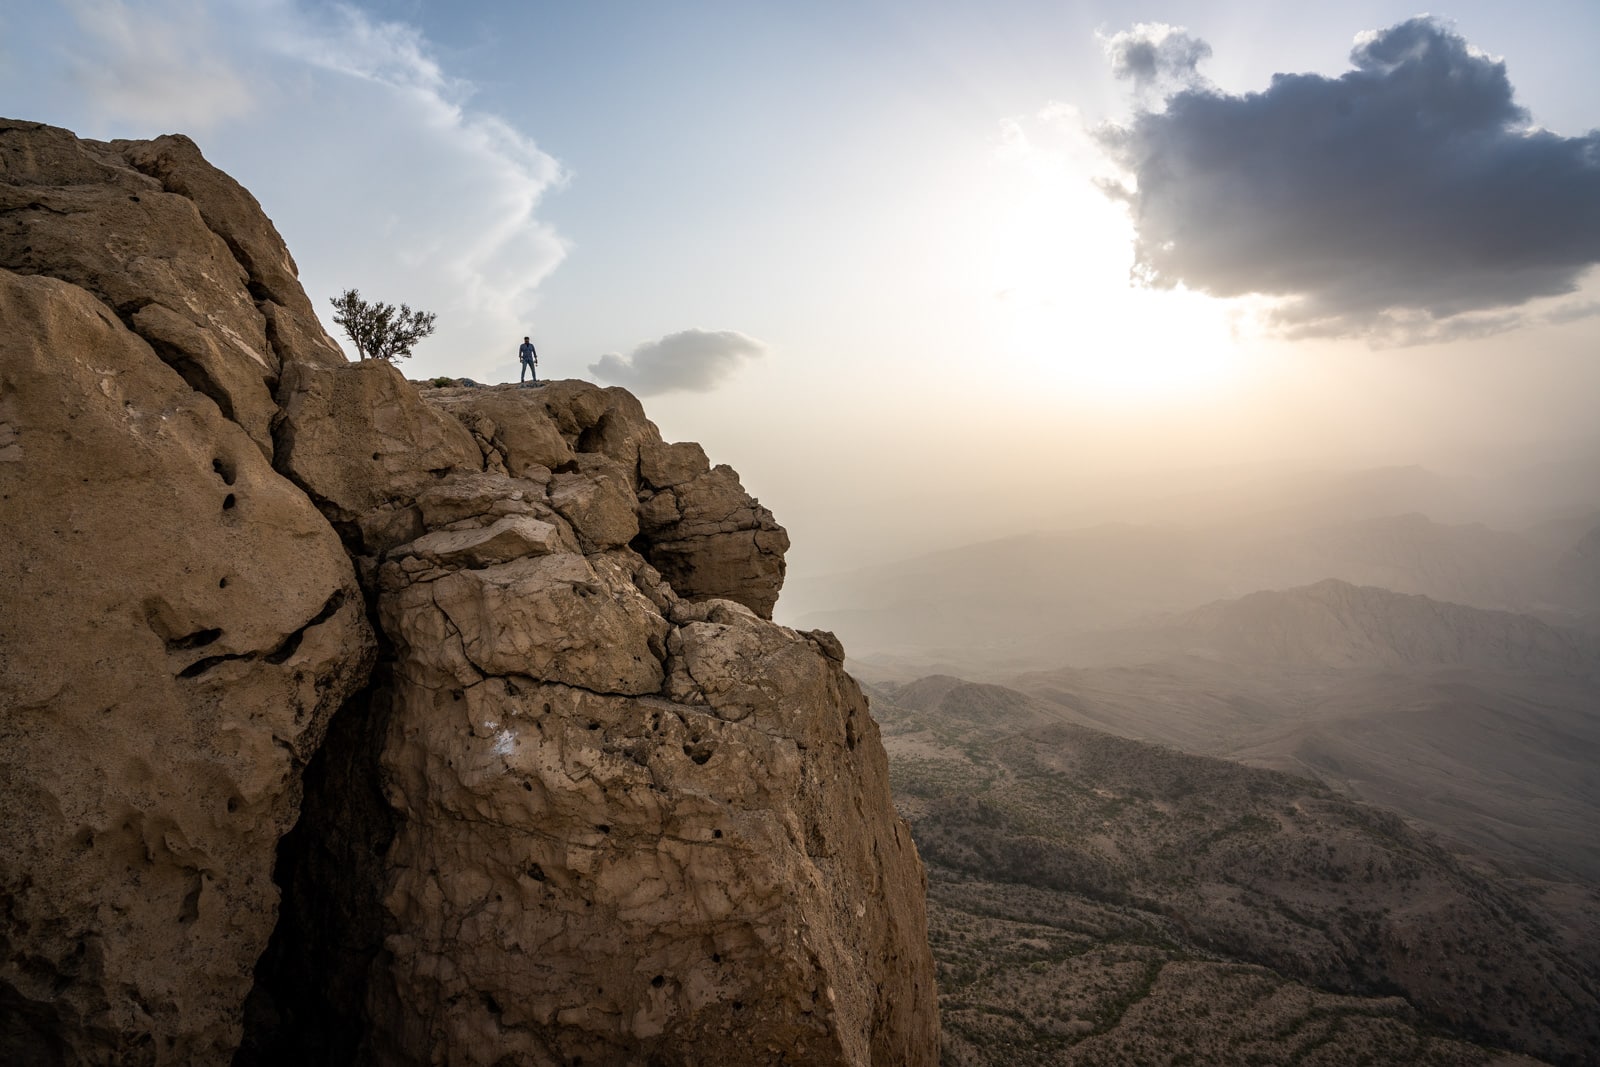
left=329, top=288, right=437, bottom=362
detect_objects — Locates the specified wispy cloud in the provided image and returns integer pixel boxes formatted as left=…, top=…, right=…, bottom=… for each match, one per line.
left=590, top=329, right=766, bottom=395
left=64, top=0, right=254, bottom=128
left=1097, top=16, right=1600, bottom=343
left=11, top=0, right=569, bottom=380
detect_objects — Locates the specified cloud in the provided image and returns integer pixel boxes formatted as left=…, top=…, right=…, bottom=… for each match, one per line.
left=63, top=0, right=254, bottom=128
left=5, top=0, right=569, bottom=381
left=1101, top=23, right=1211, bottom=97
left=1096, top=16, right=1600, bottom=341
left=589, top=330, right=766, bottom=395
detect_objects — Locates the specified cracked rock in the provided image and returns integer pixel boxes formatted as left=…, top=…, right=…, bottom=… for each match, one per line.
left=0, top=117, right=937, bottom=1067
left=0, top=267, right=374, bottom=1063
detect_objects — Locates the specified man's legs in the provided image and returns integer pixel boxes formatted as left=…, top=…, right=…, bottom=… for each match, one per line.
left=520, top=359, right=530, bottom=383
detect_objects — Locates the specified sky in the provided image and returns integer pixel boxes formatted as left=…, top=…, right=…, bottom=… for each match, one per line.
left=4, top=0, right=1599, bottom=585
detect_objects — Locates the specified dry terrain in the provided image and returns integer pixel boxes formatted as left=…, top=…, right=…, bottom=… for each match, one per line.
left=872, top=679, right=1600, bottom=1065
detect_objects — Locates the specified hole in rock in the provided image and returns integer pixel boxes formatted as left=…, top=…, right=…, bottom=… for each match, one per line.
left=596, top=824, right=610, bottom=835
left=167, top=627, right=222, bottom=653
left=178, top=655, right=229, bottom=679
left=650, top=975, right=665, bottom=988
left=481, top=992, right=504, bottom=1018
left=212, top=456, right=237, bottom=485
left=222, top=494, right=237, bottom=511
left=218, top=577, right=229, bottom=589
left=227, top=796, right=240, bottom=814
left=527, top=864, right=546, bottom=882
left=370, top=452, right=381, bottom=461
left=712, top=829, right=722, bottom=839
left=521, top=781, right=533, bottom=793
left=711, top=953, right=721, bottom=963
left=178, top=881, right=201, bottom=924
left=576, top=417, right=609, bottom=454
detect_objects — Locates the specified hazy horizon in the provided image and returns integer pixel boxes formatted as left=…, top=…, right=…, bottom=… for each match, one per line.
left=5, top=1, right=1599, bottom=585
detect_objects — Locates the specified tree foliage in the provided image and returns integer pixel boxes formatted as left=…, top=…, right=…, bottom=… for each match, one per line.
left=329, top=288, right=437, bottom=362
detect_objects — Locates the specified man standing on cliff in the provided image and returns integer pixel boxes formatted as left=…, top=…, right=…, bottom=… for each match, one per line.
left=518, top=335, right=539, bottom=384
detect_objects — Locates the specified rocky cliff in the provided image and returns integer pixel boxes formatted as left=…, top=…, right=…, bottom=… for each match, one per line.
left=0, top=118, right=937, bottom=1066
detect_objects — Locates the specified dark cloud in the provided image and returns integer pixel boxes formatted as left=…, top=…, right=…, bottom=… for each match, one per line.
left=1097, top=17, right=1600, bottom=341
left=589, top=329, right=765, bottom=395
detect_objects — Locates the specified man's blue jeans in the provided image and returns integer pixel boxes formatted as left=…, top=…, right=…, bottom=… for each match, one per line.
left=521, top=359, right=537, bottom=383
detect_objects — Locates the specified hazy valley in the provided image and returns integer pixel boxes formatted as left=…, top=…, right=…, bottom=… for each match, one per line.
left=780, top=459, right=1600, bottom=1062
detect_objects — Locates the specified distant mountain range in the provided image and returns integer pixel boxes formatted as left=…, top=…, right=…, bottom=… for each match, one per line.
left=782, top=494, right=1600, bottom=677
left=1007, top=581, right=1600, bottom=882
left=1067, top=578, right=1599, bottom=674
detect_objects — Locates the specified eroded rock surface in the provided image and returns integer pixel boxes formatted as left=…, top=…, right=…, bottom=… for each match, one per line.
left=2, top=117, right=937, bottom=1066
left=364, top=474, right=933, bottom=1064
left=0, top=269, right=374, bottom=1062
left=0, top=119, right=346, bottom=458
left=430, top=382, right=791, bottom=617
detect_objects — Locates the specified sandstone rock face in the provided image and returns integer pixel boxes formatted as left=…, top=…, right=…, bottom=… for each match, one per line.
left=343, top=385, right=932, bottom=1064
left=431, top=382, right=790, bottom=617
left=274, top=357, right=483, bottom=552
left=2, top=118, right=936, bottom=1066
left=0, top=120, right=346, bottom=459
left=0, top=269, right=374, bottom=1062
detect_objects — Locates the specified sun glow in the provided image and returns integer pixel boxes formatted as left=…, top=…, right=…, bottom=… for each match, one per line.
left=974, top=110, right=1256, bottom=403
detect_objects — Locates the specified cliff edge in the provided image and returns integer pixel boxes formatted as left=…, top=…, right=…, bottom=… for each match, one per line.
left=0, top=118, right=937, bottom=1066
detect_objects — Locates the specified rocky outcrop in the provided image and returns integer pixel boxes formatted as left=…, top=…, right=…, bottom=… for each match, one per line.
left=0, top=269, right=374, bottom=1061
left=1, top=118, right=936, bottom=1065
left=428, top=382, right=791, bottom=617
left=0, top=120, right=347, bottom=458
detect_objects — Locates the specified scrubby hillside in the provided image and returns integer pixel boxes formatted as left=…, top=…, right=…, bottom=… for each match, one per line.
left=872, top=679, right=1600, bottom=1065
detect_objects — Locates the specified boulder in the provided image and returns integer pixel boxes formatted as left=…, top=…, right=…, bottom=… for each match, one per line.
left=367, top=586, right=935, bottom=1067
left=380, top=552, right=669, bottom=695
left=274, top=358, right=482, bottom=551
left=0, top=120, right=343, bottom=459
left=0, top=269, right=375, bottom=1063
left=392, top=514, right=565, bottom=570
left=638, top=464, right=791, bottom=618
left=427, top=381, right=790, bottom=617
